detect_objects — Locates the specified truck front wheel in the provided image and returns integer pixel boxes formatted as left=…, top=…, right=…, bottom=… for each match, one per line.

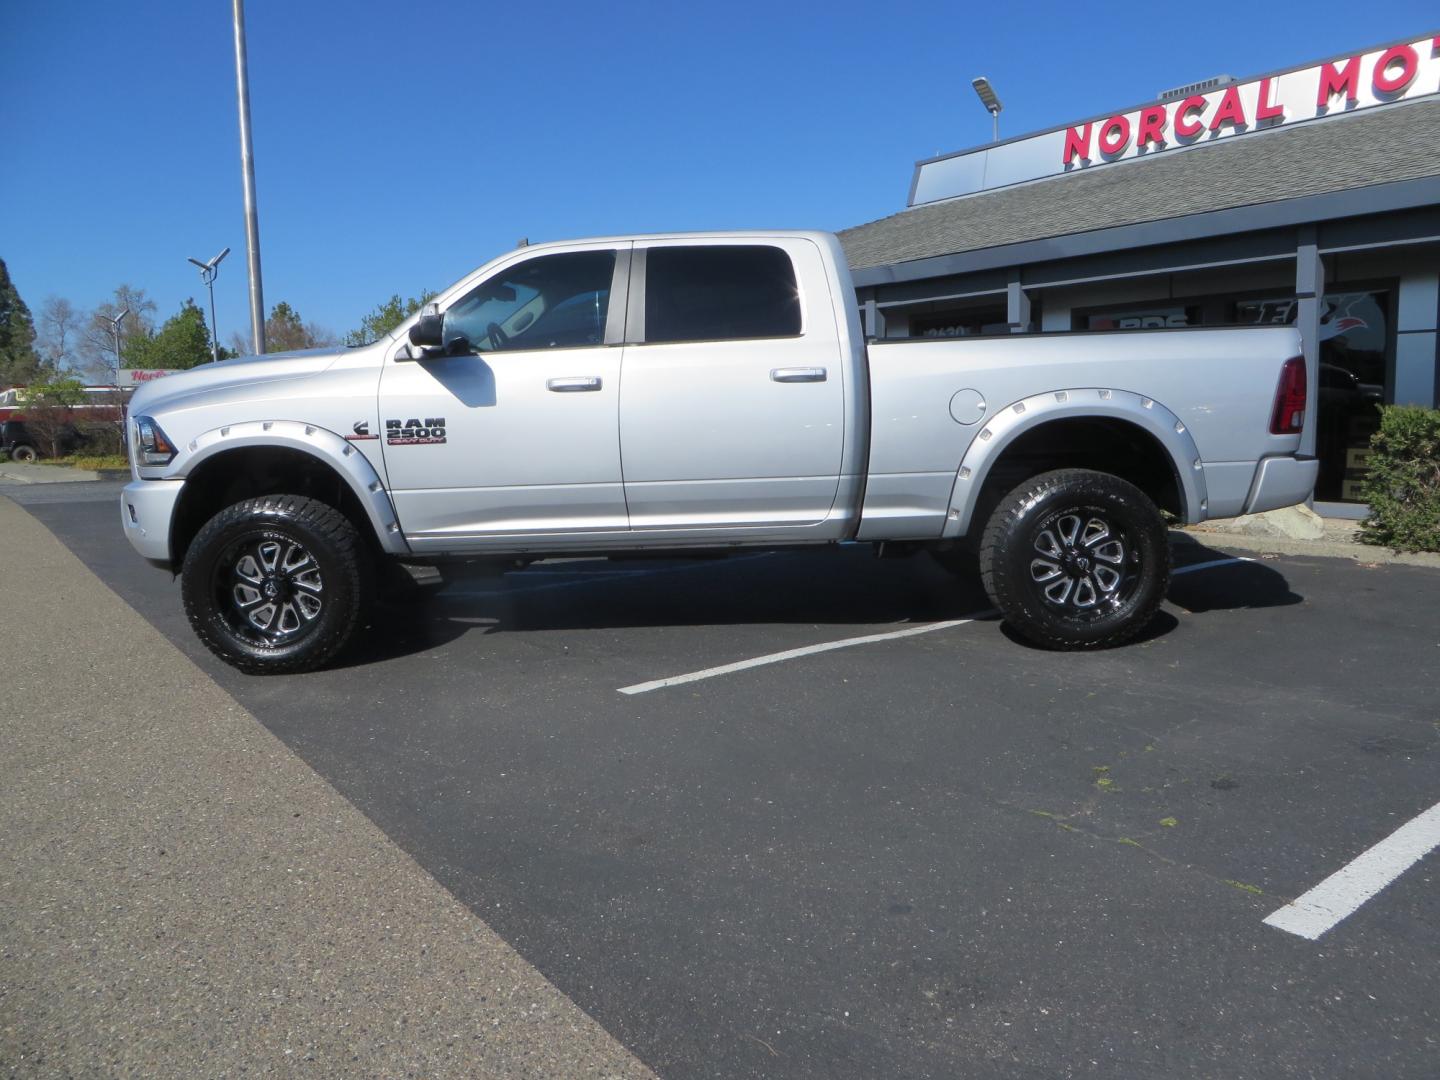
left=978, top=469, right=1169, bottom=649
left=181, top=495, right=372, bottom=674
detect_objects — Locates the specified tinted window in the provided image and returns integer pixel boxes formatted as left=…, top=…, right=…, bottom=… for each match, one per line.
left=645, top=246, right=800, bottom=344
left=444, top=250, right=615, bottom=352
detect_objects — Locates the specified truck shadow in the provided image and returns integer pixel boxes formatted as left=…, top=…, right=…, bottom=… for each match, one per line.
left=336, top=535, right=1303, bottom=667
left=1166, top=534, right=1305, bottom=615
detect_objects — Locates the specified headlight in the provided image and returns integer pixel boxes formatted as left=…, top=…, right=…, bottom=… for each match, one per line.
left=133, top=416, right=177, bottom=466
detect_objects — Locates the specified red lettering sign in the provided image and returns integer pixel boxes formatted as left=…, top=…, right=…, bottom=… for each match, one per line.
left=1256, top=77, right=1285, bottom=122
left=1373, top=44, right=1419, bottom=94
left=1136, top=105, right=1167, bottom=148
left=1098, top=115, right=1131, bottom=156
left=1174, top=95, right=1206, bottom=138
left=1062, top=123, right=1092, bottom=165
left=1208, top=86, right=1247, bottom=131
left=1317, top=55, right=1361, bottom=105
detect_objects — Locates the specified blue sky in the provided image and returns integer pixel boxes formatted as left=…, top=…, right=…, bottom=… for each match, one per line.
left=2, top=1, right=1435, bottom=351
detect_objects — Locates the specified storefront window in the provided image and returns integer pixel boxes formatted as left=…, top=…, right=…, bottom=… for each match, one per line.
left=1085, top=306, right=1200, bottom=330
left=911, top=306, right=1009, bottom=338
left=1234, top=291, right=1389, bottom=502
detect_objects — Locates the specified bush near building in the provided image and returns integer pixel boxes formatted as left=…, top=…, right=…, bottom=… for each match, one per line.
left=1360, top=405, right=1440, bottom=553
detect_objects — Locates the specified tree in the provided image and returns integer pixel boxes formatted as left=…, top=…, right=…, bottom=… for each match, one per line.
left=345, top=290, right=436, bottom=346
left=18, top=376, right=86, bottom=459
left=80, top=285, right=157, bottom=381
left=0, top=257, right=41, bottom=388
left=122, top=299, right=217, bottom=371
left=264, top=301, right=335, bottom=353
left=37, top=296, right=85, bottom=375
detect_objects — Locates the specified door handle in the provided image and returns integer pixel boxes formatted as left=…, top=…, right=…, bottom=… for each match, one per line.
left=546, top=376, right=603, bottom=392
left=770, top=367, right=827, bottom=383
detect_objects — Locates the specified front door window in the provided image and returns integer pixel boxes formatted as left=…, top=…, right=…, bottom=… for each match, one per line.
left=444, top=250, right=615, bottom=353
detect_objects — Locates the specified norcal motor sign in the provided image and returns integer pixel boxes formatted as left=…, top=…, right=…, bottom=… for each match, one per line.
left=1062, top=37, right=1438, bottom=166
left=120, top=368, right=184, bottom=385
left=909, top=33, right=1440, bottom=206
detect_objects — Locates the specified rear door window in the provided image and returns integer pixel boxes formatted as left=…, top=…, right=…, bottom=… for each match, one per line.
left=644, top=246, right=800, bottom=344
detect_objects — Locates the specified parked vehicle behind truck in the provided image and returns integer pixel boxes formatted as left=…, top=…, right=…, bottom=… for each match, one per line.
left=119, top=232, right=1316, bottom=673
left=2, top=387, right=125, bottom=462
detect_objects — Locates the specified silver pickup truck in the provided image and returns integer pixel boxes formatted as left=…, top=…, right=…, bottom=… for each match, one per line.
left=120, top=231, right=1316, bottom=672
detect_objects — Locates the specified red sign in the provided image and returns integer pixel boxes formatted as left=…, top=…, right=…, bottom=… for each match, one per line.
left=1062, top=42, right=1428, bottom=167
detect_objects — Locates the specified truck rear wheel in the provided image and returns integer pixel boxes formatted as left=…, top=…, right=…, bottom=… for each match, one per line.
left=181, top=495, right=372, bottom=674
left=978, top=468, right=1169, bottom=649
left=9, top=443, right=38, bottom=463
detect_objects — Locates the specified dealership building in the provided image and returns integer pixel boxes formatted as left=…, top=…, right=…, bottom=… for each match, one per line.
left=841, top=32, right=1440, bottom=511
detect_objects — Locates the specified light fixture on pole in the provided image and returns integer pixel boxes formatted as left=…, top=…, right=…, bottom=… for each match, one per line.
left=106, top=307, right=130, bottom=386
left=971, top=76, right=1003, bottom=142
left=187, top=247, right=231, bottom=364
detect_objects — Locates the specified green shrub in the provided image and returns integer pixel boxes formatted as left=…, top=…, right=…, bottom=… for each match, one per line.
left=1360, top=405, right=1440, bottom=553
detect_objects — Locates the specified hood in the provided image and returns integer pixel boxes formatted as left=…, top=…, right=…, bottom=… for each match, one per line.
left=127, top=346, right=347, bottom=415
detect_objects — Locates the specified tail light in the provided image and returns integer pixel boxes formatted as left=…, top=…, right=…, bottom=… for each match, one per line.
left=1270, top=356, right=1307, bottom=435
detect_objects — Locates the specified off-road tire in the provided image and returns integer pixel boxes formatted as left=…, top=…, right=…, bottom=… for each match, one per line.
left=978, top=468, right=1169, bottom=650
left=9, top=443, right=38, bottom=464
left=181, top=495, right=372, bottom=674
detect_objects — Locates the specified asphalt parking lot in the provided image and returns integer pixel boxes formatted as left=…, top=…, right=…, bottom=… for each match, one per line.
left=7, top=479, right=1440, bottom=1078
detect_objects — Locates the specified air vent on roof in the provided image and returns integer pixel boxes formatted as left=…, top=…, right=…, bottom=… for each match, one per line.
left=1157, top=75, right=1236, bottom=102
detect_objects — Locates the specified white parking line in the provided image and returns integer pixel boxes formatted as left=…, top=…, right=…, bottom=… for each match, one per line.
left=617, top=614, right=992, bottom=695
left=1262, top=800, right=1440, bottom=940
left=1172, top=556, right=1255, bottom=577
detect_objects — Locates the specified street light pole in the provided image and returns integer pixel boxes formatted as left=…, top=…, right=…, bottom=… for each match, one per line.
left=232, top=0, right=266, bottom=354
left=188, top=247, right=231, bottom=364
left=106, top=307, right=130, bottom=385
left=971, top=76, right=1004, bottom=142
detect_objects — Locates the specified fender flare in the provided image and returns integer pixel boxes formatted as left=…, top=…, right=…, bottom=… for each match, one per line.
left=942, top=388, right=1207, bottom=538
left=174, top=420, right=410, bottom=555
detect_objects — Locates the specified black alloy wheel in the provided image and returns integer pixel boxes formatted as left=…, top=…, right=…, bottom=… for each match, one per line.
left=181, top=495, right=372, bottom=674
left=979, top=468, right=1170, bottom=649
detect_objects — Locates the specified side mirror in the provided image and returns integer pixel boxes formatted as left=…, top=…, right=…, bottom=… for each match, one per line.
left=409, top=311, right=444, bottom=348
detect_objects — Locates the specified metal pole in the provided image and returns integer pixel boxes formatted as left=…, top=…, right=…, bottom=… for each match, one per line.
left=205, top=273, right=220, bottom=364
left=232, top=0, right=265, bottom=354
left=992, top=109, right=999, bottom=142
left=109, top=308, right=128, bottom=385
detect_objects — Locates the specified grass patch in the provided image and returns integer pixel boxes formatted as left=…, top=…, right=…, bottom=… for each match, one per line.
left=1223, top=879, right=1264, bottom=896
left=34, top=454, right=130, bottom=471
left=67, top=454, right=129, bottom=471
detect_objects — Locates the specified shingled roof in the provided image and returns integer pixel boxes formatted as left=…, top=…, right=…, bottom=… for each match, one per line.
left=839, top=97, right=1440, bottom=271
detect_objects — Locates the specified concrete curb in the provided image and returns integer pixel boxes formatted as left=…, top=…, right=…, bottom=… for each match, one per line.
left=1176, top=526, right=1440, bottom=568
left=0, top=462, right=102, bottom=483
left=0, top=465, right=129, bottom=484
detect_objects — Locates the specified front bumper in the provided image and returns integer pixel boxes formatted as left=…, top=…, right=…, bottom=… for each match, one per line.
left=120, top=479, right=185, bottom=564
left=1243, top=455, right=1320, bottom=515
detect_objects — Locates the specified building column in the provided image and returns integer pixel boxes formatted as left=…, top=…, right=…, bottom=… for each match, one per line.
left=1295, top=229, right=1324, bottom=459
left=1394, top=271, right=1439, bottom=407
left=862, top=297, right=885, bottom=339
left=1008, top=270, right=1032, bottom=333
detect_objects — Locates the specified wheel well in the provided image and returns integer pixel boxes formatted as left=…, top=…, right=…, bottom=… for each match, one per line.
left=170, top=447, right=377, bottom=567
left=969, top=417, right=1184, bottom=536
